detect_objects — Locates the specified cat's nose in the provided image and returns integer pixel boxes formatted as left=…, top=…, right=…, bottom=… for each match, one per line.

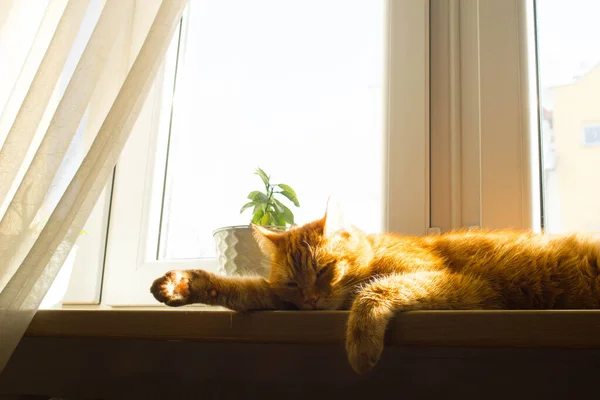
left=305, top=296, right=319, bottom=309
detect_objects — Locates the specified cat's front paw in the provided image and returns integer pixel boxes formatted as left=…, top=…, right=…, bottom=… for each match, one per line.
left=151, top=269, right=219, bottom=307
left=150, top=270, right=193, bottom=306
left=345, top=334, right=383, bottom=374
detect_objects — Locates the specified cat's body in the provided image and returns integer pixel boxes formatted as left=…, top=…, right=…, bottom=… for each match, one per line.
left=150, top=201, right=600, bottom=374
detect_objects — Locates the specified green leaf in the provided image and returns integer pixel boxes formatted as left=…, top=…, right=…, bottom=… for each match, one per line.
left=247, top=191, right=268, bottom=203
left=260, top=212, right=271, bottom=226
left=272, top=199, right=283, bottom=213
left=240, top=201, right=255, bottom=214
left=275, top=214, right=287, bottom=227
left=252, top=210, right=264, bottom=224
left=276, top=184, right=300, bottom=207
left=254, top=168, right=270, bottom=188
left=252, top=202, right=266, bottom=218
left=273, top=198, right=294, bottom=224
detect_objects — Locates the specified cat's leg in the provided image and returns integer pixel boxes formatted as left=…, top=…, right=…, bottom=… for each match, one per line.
left=346, top=270, right=498, bottom=374
left=150, top=269, right=281, bottom=311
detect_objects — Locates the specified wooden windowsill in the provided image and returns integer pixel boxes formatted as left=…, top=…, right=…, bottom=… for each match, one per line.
left=26, top=308, right=600, bottom=348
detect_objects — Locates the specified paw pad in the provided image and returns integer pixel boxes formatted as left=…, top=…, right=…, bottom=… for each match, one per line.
left=150, top=270, right=191, bottom=306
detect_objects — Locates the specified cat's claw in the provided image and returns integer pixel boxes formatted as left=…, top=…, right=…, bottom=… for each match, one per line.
left=150, top=270, right=192, bottom=306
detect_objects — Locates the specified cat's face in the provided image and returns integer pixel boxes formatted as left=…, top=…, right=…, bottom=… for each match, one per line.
left=253, top=201, right=371, bottom=310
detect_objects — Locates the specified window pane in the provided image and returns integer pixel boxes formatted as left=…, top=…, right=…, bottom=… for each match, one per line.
left=157, top=0, right=385, bottom=260
left=536, top=0, right=600, bottom=233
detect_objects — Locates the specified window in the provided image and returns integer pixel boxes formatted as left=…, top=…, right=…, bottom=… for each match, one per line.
left=583, top=126, right=600, bottom=147
left=48, top=0, right=598, bottom=309
left=428, top=0, right=600, bottom=237
left=158, top=0, right=387, bottom=260
left=536, top=0, right=600, bottom=233
left=430, top=0, right=537, bottom=232
left=92, top=0, right=429, bottom=306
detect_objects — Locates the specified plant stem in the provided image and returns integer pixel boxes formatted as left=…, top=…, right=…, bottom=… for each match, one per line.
left=264, top=185, right=274, bottom=224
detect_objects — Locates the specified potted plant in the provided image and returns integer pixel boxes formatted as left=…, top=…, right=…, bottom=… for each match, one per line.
left=212, top=168, right=300, bottom=277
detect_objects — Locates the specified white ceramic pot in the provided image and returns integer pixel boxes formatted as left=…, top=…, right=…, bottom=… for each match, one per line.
left=212, top=225, right=272, bottom=278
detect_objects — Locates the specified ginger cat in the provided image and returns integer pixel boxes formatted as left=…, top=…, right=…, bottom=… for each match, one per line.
left=150, top=200, right=600, bottom=374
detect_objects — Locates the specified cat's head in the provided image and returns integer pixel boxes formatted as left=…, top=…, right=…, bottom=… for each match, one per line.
left=252, top=200, right=373, bottom=310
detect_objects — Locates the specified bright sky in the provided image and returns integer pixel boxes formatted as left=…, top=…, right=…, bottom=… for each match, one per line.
left=536, top=0, right=600, bottom=87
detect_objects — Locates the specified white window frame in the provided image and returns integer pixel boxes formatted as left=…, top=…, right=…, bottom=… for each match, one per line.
left=100, top=0, right=431, bottom=306
left=429, top=0, right=541, bottom=233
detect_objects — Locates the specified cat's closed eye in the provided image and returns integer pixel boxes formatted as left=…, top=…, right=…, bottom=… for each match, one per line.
left=286, top=281, right=298, bottom=288
left=316, top=266, right=329, bottom=278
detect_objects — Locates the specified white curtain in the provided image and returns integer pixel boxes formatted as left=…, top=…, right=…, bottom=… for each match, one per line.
left=0, top=0, right=187, bottom=373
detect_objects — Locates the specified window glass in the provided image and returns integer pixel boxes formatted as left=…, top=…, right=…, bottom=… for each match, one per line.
left=157, top=0, right=386, bottom=260
left=536, top=0, right=600, bottom=233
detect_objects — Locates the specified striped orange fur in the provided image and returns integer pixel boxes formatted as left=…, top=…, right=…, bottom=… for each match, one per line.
left=150, top=200, right=600, bottom=374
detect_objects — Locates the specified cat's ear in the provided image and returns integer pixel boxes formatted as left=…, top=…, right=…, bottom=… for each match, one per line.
left=323, top=197, right=350, bottom=237
left=252, top=224, right=283, bottom=256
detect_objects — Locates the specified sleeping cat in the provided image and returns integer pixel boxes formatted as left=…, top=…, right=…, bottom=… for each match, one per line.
left=150, top=200, right=600, bottom=374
